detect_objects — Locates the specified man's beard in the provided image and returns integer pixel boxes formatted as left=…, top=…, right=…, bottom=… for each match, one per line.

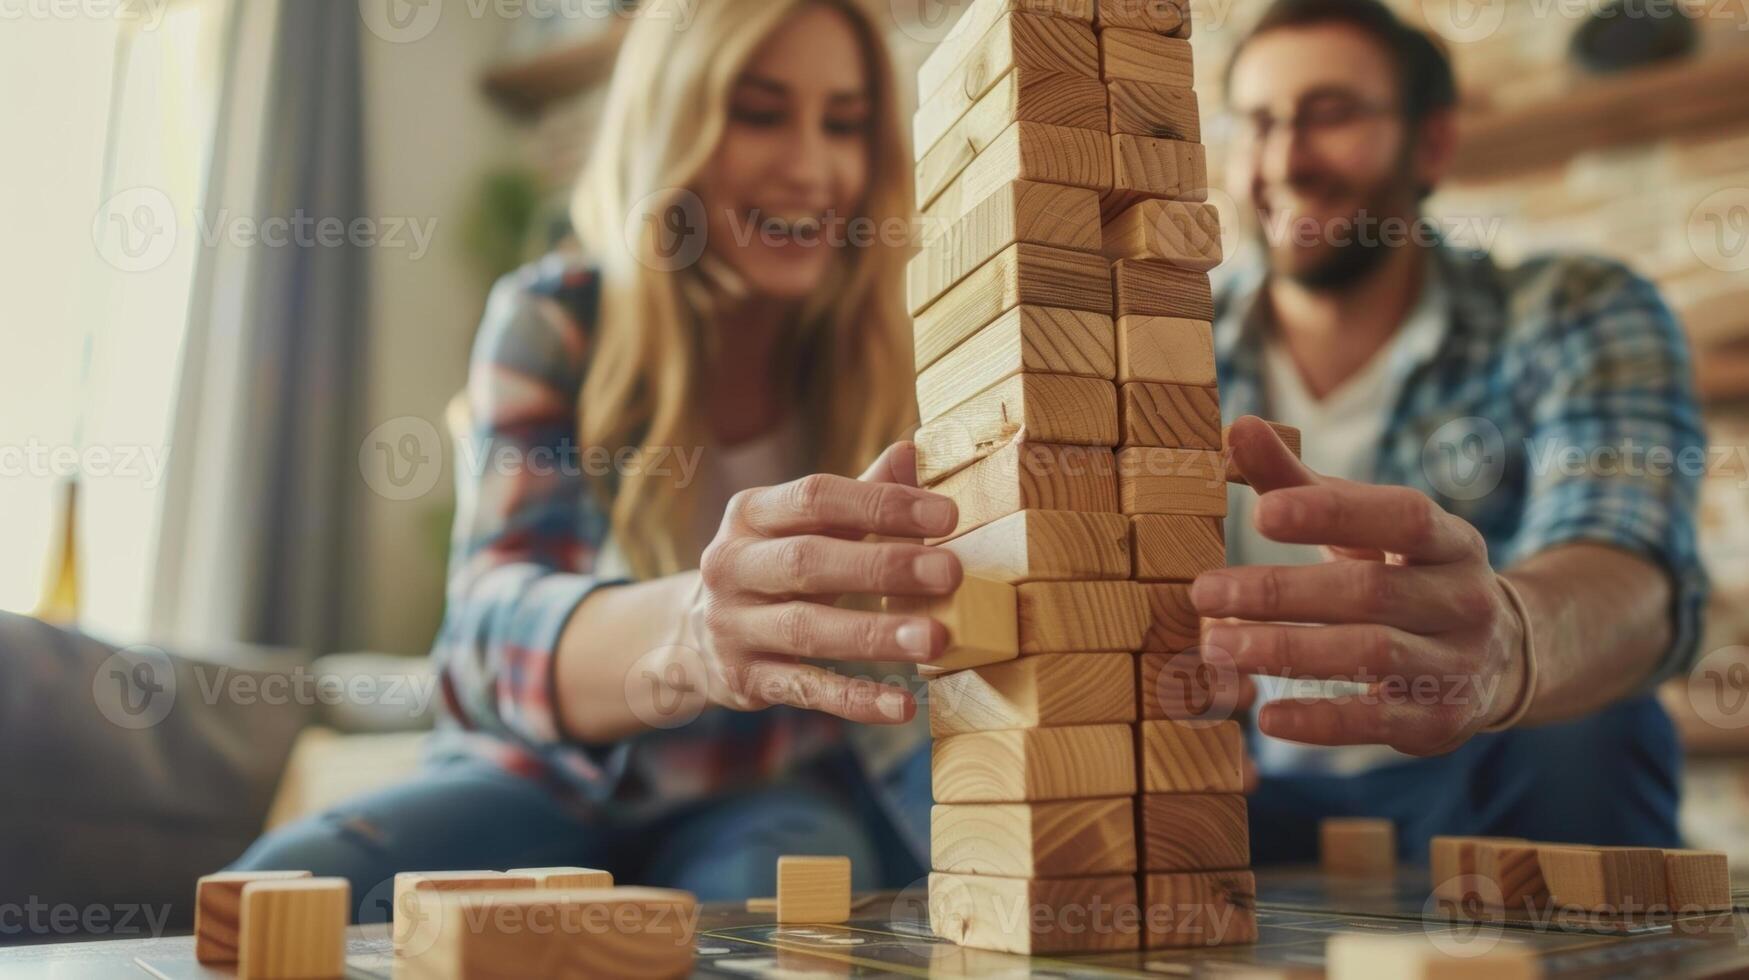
left=1255, top=167, right=1424, bottom=292
left=1272, top=228, right=1393, bottom=290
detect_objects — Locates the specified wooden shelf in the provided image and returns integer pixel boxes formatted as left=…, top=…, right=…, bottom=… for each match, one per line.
left=1450, top=49, right=1749, bottom=184
left=480, top=22, right=630, bottom=117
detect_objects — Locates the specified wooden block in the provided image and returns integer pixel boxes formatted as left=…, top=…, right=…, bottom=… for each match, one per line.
left=393, top=871, right=537, bottom=952
left=1103, top=199, right=1222, bottom=269
left=914, top=241, right=1113, bottom=372
left=928, top=652, right=1136, bottom=734
left=1140, top=795, right=1250, bottom=871
left=915, top=1, right=1095, bottom=114
left=1664, top=849, right=1732, bottom=912
left=403, top=887, right=697, bottom=980
left=1472, top=841, right=1548, bottom=909
left=1117, top=315, right=1214, bottom=387
left=917, top=305, right=1115, bottom=423
left=1099, top=28, right=1194, bottom=86
left=1141, top=650, right=1245, bottom=720
left=777, top=856, right=851, bottom=924
left=1223, top=421, right=1304, bottom=485
left=1430, top=836, right=1521, bottom=902
left=1132, top=514, right=1224, bottom=582
left=1108, top=79, right=1200, bottom=140
left=886, top=574, right=1018, bottom=673
left=1095, top=0, right=1190, bottom=35
left=1119, top=447, right=1227, bottom=516
left=939, top=509, right=1131, bottom=584
left=1110, top=135, right=1208, bottom=204
left=1139, top=583, right=1199, bottom=652
left=928, top=441, right=1118, bottom=541
left=923, top=122, right=1116, bottom=233
left=1326, top=934, right=1539, bottom=980
left=1140, top=719, right=1243, bottom=793
left=1112, top=259, right=1214, bottom=320
left=1321, top=818, right=1396, bottom=878
left=917, top=68, right=1108, bottom=210
left=916, top=374, right=1117, bottom=485
left=933, top=724, right=1136, bottom=802
left=929, top=872, right=1140, bottom=954
left=1120, top=382, right=1221, bottom=450
left=237, top=877, right=348, bottom=980
left=505, top=867, right=613, bottom=890
left=1142, top=871, right=1258, bottom=948
left=195, top=871, right=313, bottom=964
left=911, top=180, right=1102, bottom=312
left=1017, top=580, right=1149, bottom=653
left=1537, top=845, right=1670, bottom=912
left=932, top=799, right=1137, bottom=877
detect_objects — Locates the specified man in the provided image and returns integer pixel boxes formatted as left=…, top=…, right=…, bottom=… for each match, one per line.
left=1205, top=0, right=1707, bottom=865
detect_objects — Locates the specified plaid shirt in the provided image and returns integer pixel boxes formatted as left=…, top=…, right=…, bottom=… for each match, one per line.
left=1215, top=243, right=1709, bottom=687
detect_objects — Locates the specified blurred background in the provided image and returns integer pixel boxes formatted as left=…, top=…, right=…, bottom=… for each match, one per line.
left=2, top=0, right=1748, bottom=938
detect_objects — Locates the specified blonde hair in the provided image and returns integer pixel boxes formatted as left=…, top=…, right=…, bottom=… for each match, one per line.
left=571, top=0, right=915, bottom=580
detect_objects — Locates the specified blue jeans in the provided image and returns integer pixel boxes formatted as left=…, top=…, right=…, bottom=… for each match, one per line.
left=1247, top=695, right=1682, bottom=864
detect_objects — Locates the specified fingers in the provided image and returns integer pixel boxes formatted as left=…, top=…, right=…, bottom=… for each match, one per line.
left=1228, top=415, right=1318, bottom=494
left=1190, top=561, right=1489, bottom=633
left=1257, top=699, right=1467, bottom=757
left=721, top=536, right=962, bottom=598
left=1254, top=482, right=1483, bottom=565
left=735, top=660, right=916, bottom=725
left=860, top=441, right=919, bottom=487
left=726, top=474, right=957, bottom=540
left=1204, top=621, right=1431, bottom=681
left=726, top=601, right=947, bottom=664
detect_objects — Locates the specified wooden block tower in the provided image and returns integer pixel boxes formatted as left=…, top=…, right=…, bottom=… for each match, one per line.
left=902, top=0, right=1260, bottom=955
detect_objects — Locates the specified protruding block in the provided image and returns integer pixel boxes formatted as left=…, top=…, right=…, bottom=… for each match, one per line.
left=195, top=871, right=313, bottom=964
left=1112, top=259, right=1214, bottom=321
left=917, top=68, right=1108, bottom=211
left=1473, top=841, right=1548, bottom=909
left=928, top=652, right=1136, bottom=735
left=1537, top=846, right=1670, bottom=913
left=1140, top=795, right=1249, bottom=872
left=921, top=123, right=1117, bottom=234
left=1117, top=316, right=1214, bottom=386
left=777, top=856, right=851, bottom=924
left=887, top=574, right=1018, bottom=674
left=933, top=724, right=1136, bottom=802
left=1140, top=719, right=1243, bottom=793
left=1142, top=871, right=1257, bottom=948
left=1109, top=135, right=1209, bottom=207
left=917, top=306, right=1115, bottom=423
left=1099, top=28, right=1194, bottom=86
left=1223, top=422, right=1304, bottom=485
left=1017, top=580, right=1149, bottom=652
left=1320, top=818, right=1396, bottom=878
left=912, top=181, right=1103, bottom=312
left=1119, top=447, right=1227, bottom=516
left=1326, top=934, right=1540, bottom=980
left=1103, top=199, right=1222, bottom=270
left=1108, top=79, right=1199, bottom=140
left=1664, top=849, right=1731, bottom=912
left=238, top=877, right=349, bottom=980
left=1094, top=0, right=1190, bottom=36
left=402, top=887, right=697, bottom=980
left=393, top=871, right=537, bottom=952
left=1132, top=514, right=1224, bottom=582
left=928, top=442, right=1118, bottom=542
left=932, top=799, right=1137, bottom=877
left=1139, top=583, right=1200, bottom=653
left=1120, top=382, right=1221, bottom=450
left=939, top=509, right=1131, bottom=584
left=916, top=374, right=1118, bottom=485
left=914, top=242, right=1114, bottom=373
left=505, top=867, right=613, bottom=890
left=916, top=4, right=1097, bottom=132
left=929, top=872, right=1140, bottom=955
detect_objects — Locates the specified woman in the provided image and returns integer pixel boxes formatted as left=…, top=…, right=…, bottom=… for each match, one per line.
left=233, top=0, right=961, bottom=914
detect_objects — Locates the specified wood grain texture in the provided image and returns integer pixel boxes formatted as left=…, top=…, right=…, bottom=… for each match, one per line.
left=928, top=652, right=1136, bottom=734
left=1142, top=871, right=1257, bottom=948
left=1320, top=818, right=1396, bottom=878
left=916, top=2, right=1095, bottom=119
left=1131, top=514, right=1224, bottom=582
left=237, top=878, right=348, bottom=980
left=1430, top=836, right=1522, bottom=903
left=938, top=509, right=1132, bottom=584
left=401, top=888, right=697, bottom=980
left=1139, top=583, right=1200, bottom=653
left=928, top=441, right=1118, bottom=542
left=916, top=374, right=1118, bottom=485
left=1140, top=650, right=1248, bottom=720
left=1120, top=382, right=1221, bottom=450
left=1118, top=447, right=1227, bottom=516
left=1117, top=315, right=1215, bottom=386
left=886, top=574, right=1018, bottom=673
left=1472, top=841, right=1548, bottom=909
left=777, top=856, right=851, bottom=923
left=1017, top=580, right=1150, bottom=652
left=914, top=242, right=1114, bottom=373
left=393, top=871, right=538, bottom=952
left=916, top=13, right=1102, bottom=158
left=917, top=305, right=1115, bottom=422
left=917, top=68, right=1109, bottom=210
left=1140, top=719, right=1244, bottom=792
left=1103, top=199, right=1222, bottom=269
left=932, top=799, right=1137, bottom=877
left=911, top=180, right=1102, bottom=313
left=1537, top=846, right=1670, bottom=912
left=1223, top=421, right=1303, bottom=485
left=1110, top=135, right=1209, bottom=204
left=1112, top=259, right=1214, bottom=321
left=195, top=871, right=312, bottom=964
left=1108, top=79, right=1200, bottom=140
left=1140, top=795, right=1249, bottom=871
left=1094, top=0, right=1190, bottom=35
left=932, top=724, right=1136, bottom=802
left=505, top=867, right=613, bottom=889
left=1099, top=28, right=1194, bottom=86
left=1664, top=849, right=1732, bottom=912
left=924, top=122, right=1116, bottom=232
left=929, top=872, right=1141, bottom=955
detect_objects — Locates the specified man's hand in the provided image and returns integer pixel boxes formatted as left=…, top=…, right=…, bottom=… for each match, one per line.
left=1195, top=417, right=1528, bottom=756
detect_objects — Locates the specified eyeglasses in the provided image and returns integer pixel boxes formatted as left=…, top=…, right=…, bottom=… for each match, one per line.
left=1216, top=96, right=1400, bottom=148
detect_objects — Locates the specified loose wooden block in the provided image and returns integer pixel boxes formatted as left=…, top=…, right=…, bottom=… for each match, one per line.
left=504, top=867, right=613, bottom=890
left=1132, top=514, right=1224, bottom=582
left=1430, top=836, right=1521, bottom=902
left=1108, top=79, right=1200, bottom=140
left=1103, top=199, right=1222, bottom=270
left=1664, top=849, right=1732, bottom=912
left=1099, top=28, right=1194, bottom=86
left=1017, top=580, right=1150, bottom=653
left=777, top=856, right=851, bottom=924
left=929, top=872, right=1141, bottom=955
left=1112, top=258, right=1214, bottom=321
left=1119, top=447, right=1227, bottom=517
left=1326, top=934, right=1539, bottom=980
left=1537, top=845, right=1670, bottom=912
left=393, top=871, right=538, bottom=952
left=1223, top=421, right=1304, bottom=485
left=1139, top=583, right=1199, bottom=653
left=1320, top=818, right=1396, bottom=878
left=1120, top=382, right=1221, bottom=450
left=927, top=441, right=1118, bottom=542
left=1140, top=650, right=1244, bottom=720
left=917, top=67, right=1108, bottom=210
left=1140, top=795, right=1250, bottom=871
left=402, top=887, right=697, bottom=980
left=1095, top=0, right=1190, bottom=35
left=939, top=509, right=1131, bottom=584
left=916, top=374, right=1118, bottom=485
left=1473, top=841, right=1548, bottom=909
left=1117, top=316, right=1215, bottom=387
left=238, top=877, right=349, bottom=980
left=1140, top=719, right=1244, bottom=793
left=1142, top=871, right=1258, bottom=948
left=195, top=871, right=313, bottom=964
left=886, top=574, right=1018, bottom=674
left=933, top=724, right=1136, bottom=802
left=932, top=799, right=1137, bottom=877
left=917, top=305, right=1115, bottom=423
left=1109, top=135, right=1209, bottom=207
left=915, top=2, right=1095, bottom=117
left=911, top=180, right=1102, bottom=313
left=922, top=122, right=1116, bottom=233
left=914, top=241, right=1113, bottom=373
left=928, top=652, right=1136, bottom=735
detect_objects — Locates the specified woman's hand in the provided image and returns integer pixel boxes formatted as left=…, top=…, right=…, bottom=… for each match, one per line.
left=687, top=442, right=962, bottom=724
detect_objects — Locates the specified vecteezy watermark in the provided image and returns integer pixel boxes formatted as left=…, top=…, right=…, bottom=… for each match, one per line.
left=1147, top=645, right=1244, bottom=726
left=1422, top=0, right=1747, bottom=43
left=0, top=0, right=168, bottom=28
left=0, top=440, right=172, bottom=487
left=1690, top=187, right=1749, bottom=274
left=893, top=0, right=1236, bottom=45
left=624, top=644, right=712, bottom=730
left=1687, top=645, right=1749, bottom=732
left=1254, top=209, right=1505, bottom=254
left=92, top=645, right=178, bottom=730
left=359, top=0, right=697, bottom=45
left=0, top=898, right=173, bottom=940
left=92, top=653, right=440, bottom=731
left=1423, top=417, right=1508, bottom=503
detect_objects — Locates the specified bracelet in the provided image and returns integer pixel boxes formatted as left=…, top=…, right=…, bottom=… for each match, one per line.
left=1482, top=575, right=1538, bottom=733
